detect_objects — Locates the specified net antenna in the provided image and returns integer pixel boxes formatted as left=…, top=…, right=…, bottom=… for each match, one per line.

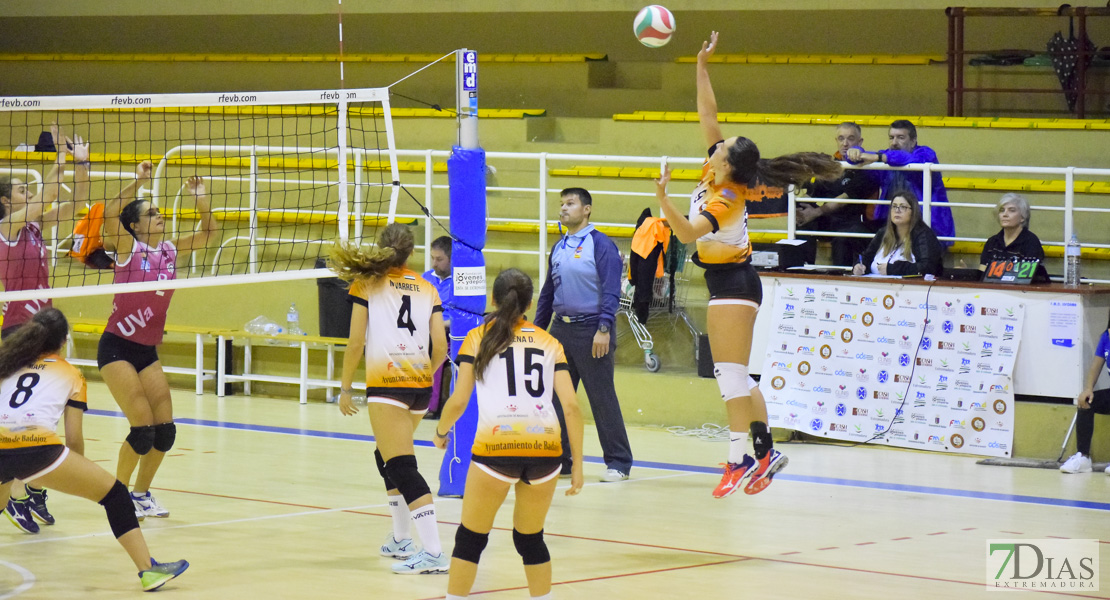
left=0, top=86, right=399, bottom=305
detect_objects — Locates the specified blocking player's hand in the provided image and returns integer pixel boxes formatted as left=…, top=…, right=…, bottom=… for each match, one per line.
left=697, top=31, right=719, bottom=64
left=566, top=464, right=584, bottom=496
left=339, top=390, right=358, bottom=416
left=136, top=160, right=153, bottom=181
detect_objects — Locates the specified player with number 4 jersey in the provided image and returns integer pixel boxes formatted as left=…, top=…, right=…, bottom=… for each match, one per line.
left=333, top=223, right=450, bottom=575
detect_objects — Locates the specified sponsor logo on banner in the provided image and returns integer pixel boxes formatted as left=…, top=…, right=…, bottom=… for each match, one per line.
left=777, top=324, right=797, bottom=335
left=801, top=308, right=817, bottom=319
left=980, top=307, right=998, bottom=317
left=877, top=370, right=889, bottom=384
left=942, top=301, right=957, bottom=315
left=938, top=341, right=955, bottom=351
left=771, top=377, right=786, bottom=390
left=853, top=407, right=869, bottom=417
left=920, top=337, right=932, bottom=351
left=899, top=335, right=914, bottom=349
left=897, top=319, right=916, bottom=328
left=862, top=312, right=874, bottom=326
left=961, top=324, right=977, bottom=334
left=933, top=396, right=950, bottom=408
left=960, top=359, right=972, bottom=374
left=813, top=401, right=829, bottom=414
left=914, top=392, right=927, bottom=407
left=964, top=303, right=975, bottom=317
left=924, top=318, right=935, bottom=333
left=783, top=303, right=796, bottom=318
left=454, top=266, right=487, bottom=296
left=856, top=368, right=870, bottom=382
left=878, top=351, right=892, bottom=365
left=786, top=400, right=808, bottom=410
left=803, top=287, right=815, bottom=302
left=1003, top=324, right=1015, bottom=341
left=993, top=399, right=1008, bottom=415
left=972, top=417, right=986, bottom=431
left=970, top=401, right=986, bottom=411
left=986, top=539, right=1099, bottom=591
left=835, top=403, right=847, bottom=416
left=950, top=433, right=965, bottom=448
left=916, top=358, right=932, bottom=367
left=841, top=329, right=854, bottom=343
left=855, top=352, right=874, bottom=361
left=784, top=413, right=801, bottom=427
left=859, top=296, right=877, bottom=307
left=821, top=291, right=838, bottom=303
left=839, top=313, right=857, bottom=324
left=797, top=345, right=815, bottom=356
left=937, top=358, right=952, bottom=371
left=977, top=362, right=994, bottom=374
left=943, top=320, right=954, bottom=334
left=895, top=374, right=912, bottom=383
left=876, top=336, right=895, bottom=345
left=800, top=326, right=815, bottom=338
left=948, top=418, right=965, bottom=429
left=856, top=387, right=868, bottom=401
left=873, top=390, right=889, bottom=400
left=842, top=294, right=853, bottom=305
left=899, top=353, right=911, bottom=367
left=981, top=342, right=994, bottom=357
left=936, top=375, right=949, bottom=391
left=772, top=361, right=793, bottom=371
left=835, top=385, right=850, bottom=399
left=999, top=345, right=1015, bottom=357
left=829, top=423, right=848, bottom=433
left=883, top=295, right=895, bottom=310
left=798, top=361, right=811, bottom=376
left=820, top=345, right=832, bottom=359
left=810, top=418, right=823, bottom=432
left=959, top=341, right=975, bottom=356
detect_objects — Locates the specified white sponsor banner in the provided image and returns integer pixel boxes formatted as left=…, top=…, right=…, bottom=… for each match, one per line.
left=760, top=282, right=1024, bottom=457
left=453, top=265, right=487, bottom=297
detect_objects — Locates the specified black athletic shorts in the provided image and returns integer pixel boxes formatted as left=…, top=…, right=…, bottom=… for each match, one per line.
left=365, top=390, right=433, bottom=413
left=97, top=332, right=160, bottom=372
left=0, top=444, right=67, bottom=484
left=703, top=261, right=763, bottom=304
left=471, top=455, right=563, bottom=485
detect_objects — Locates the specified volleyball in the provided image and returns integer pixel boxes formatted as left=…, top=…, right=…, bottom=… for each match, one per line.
left=633, top=5, right=675, bottom=48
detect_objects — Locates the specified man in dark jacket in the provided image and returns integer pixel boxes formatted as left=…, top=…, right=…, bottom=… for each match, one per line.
left=535, top=188, right=634, bottom=482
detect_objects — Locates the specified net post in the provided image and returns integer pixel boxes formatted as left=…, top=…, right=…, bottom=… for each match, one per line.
left=456, top=49, right=479, bottom=149
left=538, top=152, right=548, bottom=282
left=248, top=147, right=259, bottom=274
left=352, top=148, right=363, bottom=244
left=425, top=149, right=434, bottom=273
left=337, top=99, right=350, bottom=242
left=380, top=97, right=401, bottom=225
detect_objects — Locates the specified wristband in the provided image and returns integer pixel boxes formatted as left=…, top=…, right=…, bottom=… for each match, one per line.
left=77, top=161, right=92, bottom=168
left=435, top=428, right=448, bottom=439
left=340, top=387, right=353, bottom=394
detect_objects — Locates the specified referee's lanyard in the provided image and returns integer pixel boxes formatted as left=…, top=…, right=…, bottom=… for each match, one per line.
left=562, top=234, right=584, bottom=259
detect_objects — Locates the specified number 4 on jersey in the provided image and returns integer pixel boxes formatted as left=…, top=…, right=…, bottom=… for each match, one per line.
left=397, top=294, right=416, bottom=335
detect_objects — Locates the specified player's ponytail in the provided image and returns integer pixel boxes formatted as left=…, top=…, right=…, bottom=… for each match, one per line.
left=724, top=137, right=842, bottom=189
left=0, top=308, right=70, bottom=381
left=328, top=223, right=415, bottom=283
left=473, top=269, right=534, bottom=381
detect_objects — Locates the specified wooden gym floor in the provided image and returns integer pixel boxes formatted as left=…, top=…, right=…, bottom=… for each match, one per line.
left=0, top=382, right=1107, bottom=599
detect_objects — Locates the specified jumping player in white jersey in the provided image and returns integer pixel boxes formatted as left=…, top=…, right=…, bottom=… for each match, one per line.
left=434, top=268, right=584, bottom=600
left=0, top=308, right=188, bottom=591
left=655, top=32, right=841, bottom=498
left=98, top=162, right=219, bottom=520
left=331, top=223, right=451, bottom=574
left=0, top=126, right=90, bottom=532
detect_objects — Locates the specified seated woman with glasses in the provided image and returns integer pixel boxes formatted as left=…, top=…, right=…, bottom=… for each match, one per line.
left=852, top=189, right=943, bottom=277
left=978, top=193, right=1049, bottom=283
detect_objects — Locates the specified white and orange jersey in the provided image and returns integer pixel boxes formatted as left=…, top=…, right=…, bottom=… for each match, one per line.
left=689, top=161, right=786, bottom=267
left=349, top=268, right=442, bottom=395
left=0, top=354, right=87, bottom=449
left=457, top=320, right=568, bottom=459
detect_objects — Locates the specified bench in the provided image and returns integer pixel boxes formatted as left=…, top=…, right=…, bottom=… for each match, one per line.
left=214, top=331, right=352, bottom=405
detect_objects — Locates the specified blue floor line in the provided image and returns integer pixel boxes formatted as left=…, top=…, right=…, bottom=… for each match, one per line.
left=87, top=409, right=1110, bottom=512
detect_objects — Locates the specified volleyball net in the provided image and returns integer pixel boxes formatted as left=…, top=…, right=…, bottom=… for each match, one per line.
left=0, top=86, right=406, bottom=304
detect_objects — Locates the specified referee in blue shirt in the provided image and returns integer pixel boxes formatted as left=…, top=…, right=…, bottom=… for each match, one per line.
left=535, top=188, right=633, bottom=482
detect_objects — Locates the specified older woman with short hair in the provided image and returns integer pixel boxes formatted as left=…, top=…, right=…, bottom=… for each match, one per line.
left=979, top=193, right=1048, bottom=281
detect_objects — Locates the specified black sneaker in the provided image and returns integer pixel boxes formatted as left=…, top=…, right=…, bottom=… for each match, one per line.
left=4, top=497, right=39, bottom=534
left=25, top=485, right=55, bottom=525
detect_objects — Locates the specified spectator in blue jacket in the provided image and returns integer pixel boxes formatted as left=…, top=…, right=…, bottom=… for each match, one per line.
left=847, top=120, right=955, bottom=246
left=534, top=188, right=633, bottom=482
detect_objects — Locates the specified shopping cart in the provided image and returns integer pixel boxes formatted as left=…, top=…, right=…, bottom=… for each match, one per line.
left=617, top=237, right=699, bottom=372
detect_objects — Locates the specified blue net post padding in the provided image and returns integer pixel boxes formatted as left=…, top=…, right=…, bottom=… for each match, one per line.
left=438, top=146, right=487, bottom=497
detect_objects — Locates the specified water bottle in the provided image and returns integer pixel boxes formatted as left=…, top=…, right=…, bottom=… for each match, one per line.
left=286, top=303, right=303, bottom=336
left=1065, top=234, right=1081, bottom=287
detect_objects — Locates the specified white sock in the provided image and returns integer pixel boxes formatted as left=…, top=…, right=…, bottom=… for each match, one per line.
left=388, top=496, right=411, bottom=541
left=411, top=504, right=442, bottom=556
left=729, top=432, right=750, bottom=464
left=446, top=595, right=468, bottom=600
left=531, top=594, right=552, bottom=600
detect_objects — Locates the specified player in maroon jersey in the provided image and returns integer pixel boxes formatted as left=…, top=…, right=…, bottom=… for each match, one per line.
left=0, top=126, right=90, bottom=533
left=98, top=162, right=219, bottom=520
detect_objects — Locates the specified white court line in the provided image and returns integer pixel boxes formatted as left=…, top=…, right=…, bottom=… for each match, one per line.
left=0, top=472, right=695, bottom=550
left=0, top=559, right=36, bottom=599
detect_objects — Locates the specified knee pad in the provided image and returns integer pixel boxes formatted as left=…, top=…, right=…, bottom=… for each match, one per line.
left=452, top=524, right=490, bottom=564
left=374, top=449, right=395, bottom=490
left=383, top=455, right=430, bottom=505
left=712, top=363, right=750, bottom=401
left=513, top=529, right=550, bottom=565
left=98, top=480, right=140, bottom=538
left=153, top=422, right=176, bottom=453
left=125, top=425, right=156, bottom=455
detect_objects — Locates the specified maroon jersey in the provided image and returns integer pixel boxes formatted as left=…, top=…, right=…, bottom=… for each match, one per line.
left=106, top=239, right=177, bottom=346
left=0, top=222, right=52, bottom=330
